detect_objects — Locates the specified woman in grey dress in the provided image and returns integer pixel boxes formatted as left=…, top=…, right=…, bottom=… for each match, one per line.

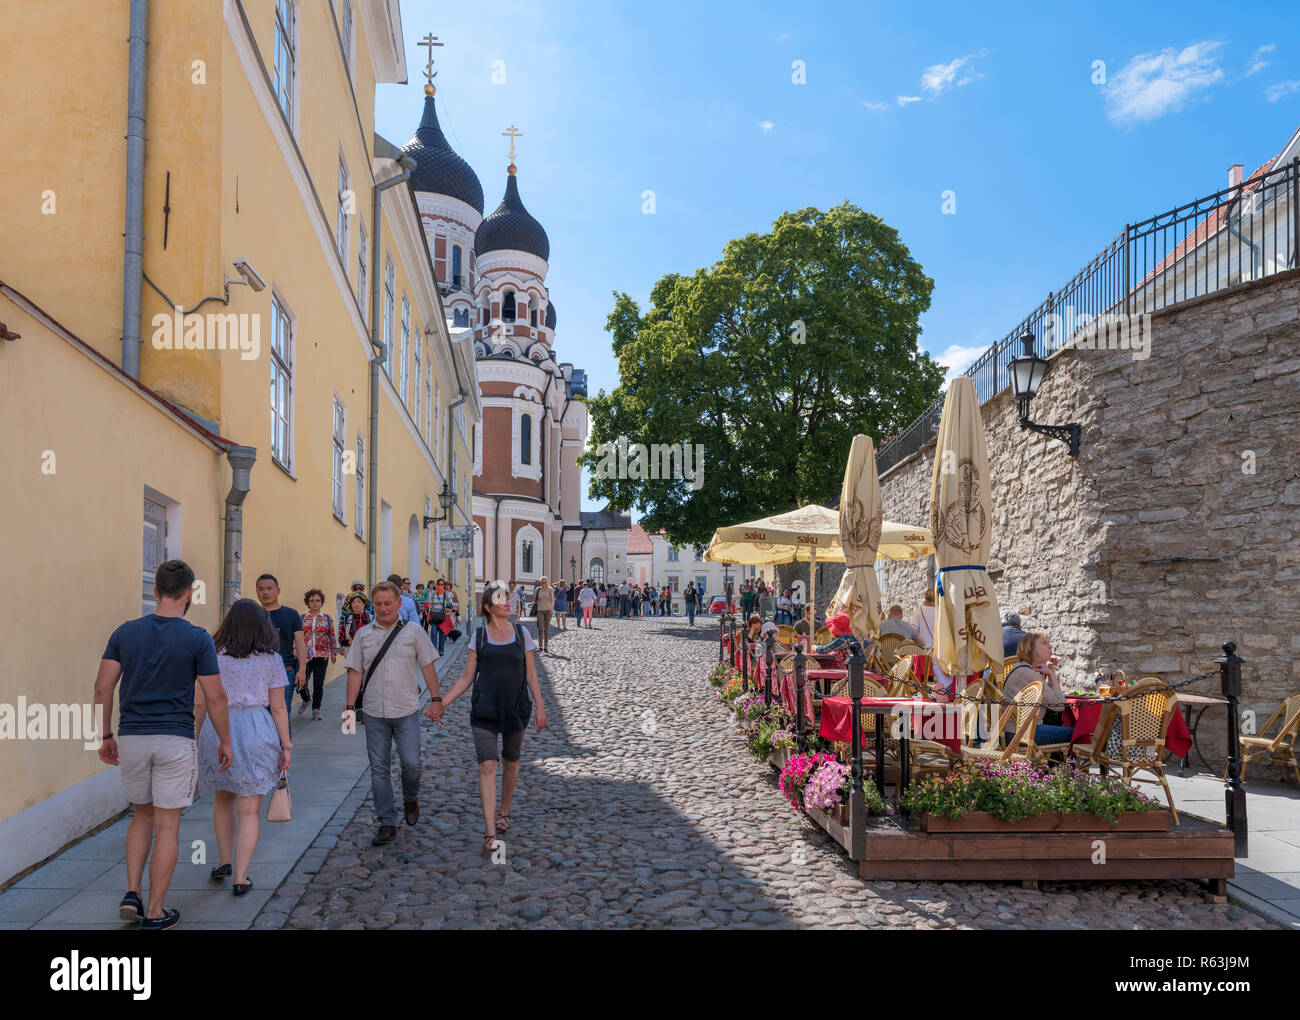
left=196, top=599, right=291, bottom=896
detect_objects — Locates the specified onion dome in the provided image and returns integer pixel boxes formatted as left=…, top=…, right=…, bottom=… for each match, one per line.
left=401, top=91, right=484, bottom=215
left=474, top=165, right=550, bottom=261
left=545, top=301, right=556, bottom=330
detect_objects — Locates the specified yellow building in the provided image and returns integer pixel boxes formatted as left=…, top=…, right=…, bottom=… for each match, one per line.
left=0, top=0, right=479, bottom=883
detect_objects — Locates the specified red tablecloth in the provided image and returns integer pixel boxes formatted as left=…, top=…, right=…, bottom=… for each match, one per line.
left=780, top=671, right=815, bottom=720
left=818, top=697, right=961, bottom=753
left=806, top=668, right=846, bottom=680
left=1064, top=697, right=1192, bottom=759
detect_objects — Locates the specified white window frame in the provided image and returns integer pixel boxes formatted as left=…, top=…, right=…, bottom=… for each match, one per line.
left=354, top=433, right=365, bottom=538
left=434, top=381, right=441, bottom=461
left=340, top=0, right=354, bottom=80
left=273, top=0, right=297, bottom=133
left=336, top=155, right=350, bottom=263
left=383, top=255, right=394, bottom=378
left=424, top=360, right=432, bottom=447
left=357, top=219, right=368, bottom=324
left=270, top=292, right=295, bottom=471
left=413, top=326, right=422, bottom=424
left=516, top=524, right=543, bottom=581
left=331, top=396, right=346, bottom=521
left=425, top=497, right=433, bottom=563
left=400, top=294, right=410, bottom=405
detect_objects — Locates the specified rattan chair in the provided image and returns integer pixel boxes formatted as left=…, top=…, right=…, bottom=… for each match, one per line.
left=828, top=676, right=887, bottom=699
left=910, top=678, right=990, bottom=775
left=960, top=681, right=1041, bottom=765
left=895, top=641, right=926, bottom=660
left=775, top=624, right=797, bottom=646
left=1225, top=693, right=1300, bottom=785
left=1005, top=682, right=1074, bottom=764
left=875, top=633, right=906, bottom=665
left=1071, top=701, right=1119, bottom=772
left=1099, top=678, right=1180, bottom=825
left=888, top=657, right=918, bottom=698
left=813, top=627, right=832, bottom=647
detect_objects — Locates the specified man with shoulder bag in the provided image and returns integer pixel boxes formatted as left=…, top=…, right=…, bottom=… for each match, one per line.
left=343, top=582, right=442, bottom=846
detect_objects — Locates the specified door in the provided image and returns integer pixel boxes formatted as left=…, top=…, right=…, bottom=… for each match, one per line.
left=142, top=497, right=167, bottom=614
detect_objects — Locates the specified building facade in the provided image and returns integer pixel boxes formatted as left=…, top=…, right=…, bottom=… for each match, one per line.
left=0, top=0, right=478, bottom=882
left=399, top=80, right=628, bottom=594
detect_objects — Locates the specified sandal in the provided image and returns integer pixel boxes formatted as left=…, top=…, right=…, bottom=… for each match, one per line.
left=495, top=814, right=511, bottom=833
left=483, top=834, right=501, bottom=853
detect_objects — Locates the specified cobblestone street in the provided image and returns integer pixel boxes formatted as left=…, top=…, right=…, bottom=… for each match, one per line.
left=275, top=618, right=1275, bottom=930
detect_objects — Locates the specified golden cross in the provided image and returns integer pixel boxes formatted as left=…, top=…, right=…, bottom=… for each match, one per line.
left=502, top=124, right=523, bottom=163
left=419, top=33, right=443, bottom=86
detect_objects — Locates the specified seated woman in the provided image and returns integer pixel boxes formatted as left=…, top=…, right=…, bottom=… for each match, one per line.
left=775, top=590, right=793, bottom=625
left=812, top=612, right=854, bottom=655
left=1002, top=630, right=1075, bottom=747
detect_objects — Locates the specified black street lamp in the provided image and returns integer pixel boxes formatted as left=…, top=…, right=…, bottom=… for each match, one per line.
left=1009, top=331, right=1081, bottom=456
left=422, top=482, right=457, bottom=528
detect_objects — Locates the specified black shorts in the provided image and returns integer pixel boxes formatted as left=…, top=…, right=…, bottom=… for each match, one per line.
left=472, top=726, right=524, bottom=764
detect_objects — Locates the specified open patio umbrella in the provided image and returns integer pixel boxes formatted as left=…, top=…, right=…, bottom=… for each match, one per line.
left=827, top=434, right=883, bottom=640
left=929, top=377, right=1004, bottom=682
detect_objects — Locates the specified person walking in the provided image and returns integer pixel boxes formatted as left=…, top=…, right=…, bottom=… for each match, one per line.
left=338, top=593, right=371, bottom=652
left=533, top=577, right=554, bottom=653
left=684, top=582, right=698, bottom=626
left=386, top=573, right=422, bottom=626
left=256, top=574, right=305, bottom=735
left=196, top=598, right=291, bottom=897
left=617, top=580, right=630, bottom=618
left=553, top=580, right=569, bottom=631
left=342, top=582, right=442, bottom=846
left=508, top=583, right=523, bottom=621
left=435, top=581, right=548, bottom=853
left=299, top=588, right=337, bottom=721
left=578, top=581, right=596, bottom=628
left=94, top=559, right=232, bottom=930
left=426, top=579, right=454, bottom=655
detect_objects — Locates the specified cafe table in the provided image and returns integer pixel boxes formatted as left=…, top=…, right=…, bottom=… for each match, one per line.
left=806, top=667, right=846, bottom=697
left=818, top=696, right=947, bottom=803
left=1171, top=693, right=1229, bottom=775
left=1064, top=695, right=1194, bottom=761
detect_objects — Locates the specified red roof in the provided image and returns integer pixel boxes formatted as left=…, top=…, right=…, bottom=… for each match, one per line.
left=627, top=523, right=655, bottom=555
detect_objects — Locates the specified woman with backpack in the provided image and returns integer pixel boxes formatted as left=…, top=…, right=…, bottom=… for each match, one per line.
left=436, top=581, right=548, bottom=853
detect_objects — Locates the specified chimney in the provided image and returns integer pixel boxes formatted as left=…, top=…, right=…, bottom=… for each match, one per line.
left=1229, top=163, right=1244, bottom=190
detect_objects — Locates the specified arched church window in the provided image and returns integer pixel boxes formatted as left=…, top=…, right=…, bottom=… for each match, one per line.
left=522, top=541, right=534, bottom=575
left=454, top=308, right=470, bottom=328
left=589, top=558, right=605, bottom=585
left=503, top=291, right=516, bottom=322
left=520, top=413, right=532, bottom=465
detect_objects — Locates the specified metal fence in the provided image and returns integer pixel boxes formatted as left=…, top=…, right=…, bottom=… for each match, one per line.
left=876, top=156, right=1300, bottom=476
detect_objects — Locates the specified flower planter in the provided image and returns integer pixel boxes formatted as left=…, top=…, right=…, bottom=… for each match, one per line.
left=767, top=747, right=791, bottom=771
left=917, top=810, right=1170, bottom=833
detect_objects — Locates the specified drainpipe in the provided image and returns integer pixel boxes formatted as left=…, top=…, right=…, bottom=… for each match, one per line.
left=222, top=445, right=257, bottom=616
left=367, top=156, right=416, bottom=586
left=120, top=0, right=148, bottom=378
left=492, top=493, right=506, bottom=585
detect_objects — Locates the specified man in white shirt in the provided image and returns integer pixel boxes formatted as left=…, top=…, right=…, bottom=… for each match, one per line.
left=344, top=582, right=441, bottom=846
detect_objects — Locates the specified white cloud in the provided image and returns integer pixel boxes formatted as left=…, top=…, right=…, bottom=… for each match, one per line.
left=1103, top=41, right=1225, bottom=126
left=862, top=100, right=890, bottom=111
left=1265, top=79, right=1300, bottom=102
left=897, top=94, right=922, bottom=106
left=936, top=343, right=989, bottom=381
left=1246, top=43, right=1274, bottom=76
left=759, top=120, right=775, bottom=133
left=921, top=55, right=983, bottom=95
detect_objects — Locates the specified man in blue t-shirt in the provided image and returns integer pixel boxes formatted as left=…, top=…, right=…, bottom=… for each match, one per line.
left=386, top=573, right=422, bottom=626
left=94, top=558, right=233, bottom=931
left=257, top=573, right=305, bottom=729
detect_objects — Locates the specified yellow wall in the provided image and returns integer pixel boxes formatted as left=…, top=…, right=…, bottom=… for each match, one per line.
left=0, top=298, right=227, bottom=820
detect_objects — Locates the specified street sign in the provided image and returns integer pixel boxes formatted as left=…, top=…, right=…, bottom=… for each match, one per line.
left=440, top=524, right=473, bottom=559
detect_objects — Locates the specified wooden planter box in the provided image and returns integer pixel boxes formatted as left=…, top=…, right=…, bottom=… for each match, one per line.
left=767, top=747, right=791, bottom=771
left=918, top=810, right=1171, bottom=833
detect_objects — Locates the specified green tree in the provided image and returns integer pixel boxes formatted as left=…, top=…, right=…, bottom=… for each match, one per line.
left=583, top=202, right=944, bottom=547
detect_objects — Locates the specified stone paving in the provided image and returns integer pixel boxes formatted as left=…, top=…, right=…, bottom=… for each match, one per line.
left=276, top=617, right=1278, bottom=930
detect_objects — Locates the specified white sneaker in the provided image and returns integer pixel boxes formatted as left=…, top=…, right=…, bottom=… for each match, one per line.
left=296, top=701, right=308, bottom=716
left=312, top=709, right=322, bottom=720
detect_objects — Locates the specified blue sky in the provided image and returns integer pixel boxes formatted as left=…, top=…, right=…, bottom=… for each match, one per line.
left=376, top=1, right=1300, bottom=512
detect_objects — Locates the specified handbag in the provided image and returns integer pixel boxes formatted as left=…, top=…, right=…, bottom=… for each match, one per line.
left=266, top=770, right=292, bottom=822
left=355, top=620, right=405, bottom=721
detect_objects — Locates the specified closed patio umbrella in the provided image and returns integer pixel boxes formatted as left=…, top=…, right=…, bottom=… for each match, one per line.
left=929, top=377, right=1003, bottom=682
left=827, top=434, right=883, bottom=640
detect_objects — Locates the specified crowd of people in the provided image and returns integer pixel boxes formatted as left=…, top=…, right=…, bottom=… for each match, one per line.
left=507, top=578, right=710, bottom=634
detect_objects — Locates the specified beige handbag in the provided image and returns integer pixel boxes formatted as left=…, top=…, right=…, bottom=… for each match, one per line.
left=266, top=769, right=292, bottom=822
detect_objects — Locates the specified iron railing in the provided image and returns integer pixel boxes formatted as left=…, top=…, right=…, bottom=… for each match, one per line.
left=876, top=156, right=1300, bottom=476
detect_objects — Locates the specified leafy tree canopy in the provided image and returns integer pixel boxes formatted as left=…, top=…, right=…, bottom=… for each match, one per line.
left=582, top=202, right=945, bottom=547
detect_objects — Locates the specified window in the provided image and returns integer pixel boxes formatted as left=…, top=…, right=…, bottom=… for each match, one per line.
left=453, top=308, right=469, bottom=328
left=336, top=156, right=349, bottom=262
left=530, top=309, right=537, bottom=327
left=695, top=574, right=708, bottom=594
left=425, top=497, right=432, bottom=563
left=424, top=360, right=432, bottom=446
left=354, top=434, right=365, bottom=537
left=413, top=326, right=421, bottom=423
left=331, top=397, right=346, bottom=520
left=668, top=575, right=680, bottom=592
left=589, top=557, right=605, bottom=585
left=520, top=413, right=532, bottom=465
left=400, top=295, right=410, bottom=404
left=452, top=246, right=462, bottom=289
left=340, top=0, right=354, bottom=79
left=502, top=291, right=516, bottom=322
left=434, top=382, right=441, bottom=460
left=522, top=541, right=534, bottom=575
left=273, top=0, right=296, bottom=128
left=456, top=403, right=467, bottom=439
left=667, top=545, right=679, bottom=562
left=357, top=220, right=367, bottom=324
left=383, top=255, right=394, bottom=377
left=270, top=294, right=293, bottom=469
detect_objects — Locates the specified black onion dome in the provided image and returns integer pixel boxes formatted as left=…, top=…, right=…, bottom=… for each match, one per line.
left=401, top=94, right=484, bottom=214
left=474, top=170, right=550, bottom=261
left=545, top=301, right=556, bottom=329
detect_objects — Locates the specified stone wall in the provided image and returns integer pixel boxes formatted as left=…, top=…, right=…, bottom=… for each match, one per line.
left=873, top=267, right=1300, bottom=775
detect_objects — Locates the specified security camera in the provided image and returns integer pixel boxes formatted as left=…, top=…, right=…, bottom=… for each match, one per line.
left=230, top=258, right=266, bottom=292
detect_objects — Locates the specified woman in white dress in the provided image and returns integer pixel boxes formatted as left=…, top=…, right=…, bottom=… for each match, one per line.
left=196, top=599, right=290, bottom=897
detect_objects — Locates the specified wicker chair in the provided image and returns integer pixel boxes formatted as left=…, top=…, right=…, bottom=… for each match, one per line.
left=888, top=657, right=918, bottom=698
left=1099, top=678, right=1180, bottom=825
left=875, top=633, right=906, bottom=665
left=813, top=627, right=832, bottom=647
left=828, top=676, right=887, bottom=699
left=1005, top=682, right=1074, bottom=764
left=1225, top=693, right=1300, bottom=786
left=775, top=624, right=797, bottom=647
left=960, top=681, right=1042, bottom=765
left=1071, top=701, right=1119, bottom=773
left=895, top=641, right=926, bottom=660
left=910, top=678, right=990, bottom=775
